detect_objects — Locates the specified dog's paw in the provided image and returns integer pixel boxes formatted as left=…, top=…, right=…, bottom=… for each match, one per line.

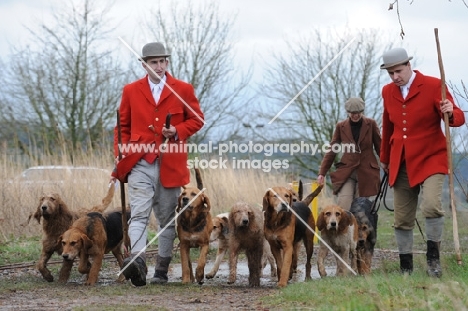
left=116, top=274, right=126, bottom=283
left=205, top=272, right=215, bottom=279
left=42, top=273, right=54, bottom=282
left=249, top=280, right=260, bottom=287
left=277, top=281, right=288, bottom=288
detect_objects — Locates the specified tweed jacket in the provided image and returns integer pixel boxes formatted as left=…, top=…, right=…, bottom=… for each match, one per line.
left=112, top=72, right=204, bottom=187
left=380, top=70, right=465, bottom=187
left=319, top=116, right=381, bottom=196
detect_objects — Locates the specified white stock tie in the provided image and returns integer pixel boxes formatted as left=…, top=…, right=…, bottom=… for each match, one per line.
left=153, top=85, right=162, bottom=104
left=401, top=86, right=409, bottom=99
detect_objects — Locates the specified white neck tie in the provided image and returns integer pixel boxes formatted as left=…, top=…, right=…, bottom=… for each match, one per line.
left=153, top=85, right=161, bottom=104
left=402, top=86, right=409, bottom=99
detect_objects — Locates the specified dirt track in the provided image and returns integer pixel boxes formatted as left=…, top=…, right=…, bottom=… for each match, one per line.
left=0, top=249, right=400, bottom=310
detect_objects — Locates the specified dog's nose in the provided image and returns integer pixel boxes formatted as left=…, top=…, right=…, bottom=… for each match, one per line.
left=62, top=254, right=69, bottom=260
left=242, top=219, right=249, bottom=226
left=41, top=205, right=47, bottom=211
left=358, top=239, right=365, bottom=246
left=330, top=221, right=337, bottom=227
left=182, top=197, right=189, bottom=204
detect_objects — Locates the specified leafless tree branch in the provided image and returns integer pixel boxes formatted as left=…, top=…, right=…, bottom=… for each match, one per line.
left=0, top=0, right=131, bottom=157
left=141, top=0, right=252, bottom=143
left=257, top=29, right=394, bottom=178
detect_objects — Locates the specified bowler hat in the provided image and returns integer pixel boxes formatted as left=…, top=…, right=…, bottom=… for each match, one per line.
left=380, top=48, right=413, bottom=69
left=140, top=42, right=170, bottom=61
left=345, top=97, right=365, bottom=113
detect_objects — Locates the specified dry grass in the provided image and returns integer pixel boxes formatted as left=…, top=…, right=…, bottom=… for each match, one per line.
left=0, top=146, right=330, bottom=242
left=0, top=143, right=118, bottom=241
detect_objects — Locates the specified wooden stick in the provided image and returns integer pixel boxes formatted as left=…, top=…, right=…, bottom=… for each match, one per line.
left=434, top=28, right=462, bottom=265
left=116, top=109, right=131, bottom=256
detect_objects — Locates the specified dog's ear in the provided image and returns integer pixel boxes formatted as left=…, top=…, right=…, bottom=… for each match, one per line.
left=176, top=194, right=183, bottom=213
left=339, top=210, right=352, bottom=231
left=316, top=210, right=325, bottom=231
left=227, top=211, right=235, bottom=228
left=54, top=195, right=67, bottom=212
left=33, top=198, right=44, bottom=224
left=57, top=234, right=63, bottom=245
left=81, top=234, right=93, bottom=250
left=298, top=180, right=303, bottom=201
left=287, top=190, right=294, bottom=207
left=221, top=216, right=229, bottom=235
left=262, top=191, right=270, bottom=212
left=203, top=195, right=211, bottom=211
left=369, top=223, right=377, bottom=245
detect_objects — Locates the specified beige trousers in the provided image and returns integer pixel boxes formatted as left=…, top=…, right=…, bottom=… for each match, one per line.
left=393, top=162, right=445, bottom=230
left=336, top=170, right=359, bottom=211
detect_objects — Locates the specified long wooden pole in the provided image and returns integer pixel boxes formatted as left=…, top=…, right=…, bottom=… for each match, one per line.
left=434, top=28, right=462, bottom=265
left=116, top=109, right=131, bottom=256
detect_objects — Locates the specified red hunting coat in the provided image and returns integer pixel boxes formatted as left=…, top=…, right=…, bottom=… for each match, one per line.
left=112, top=73, right=204, bottom=187
left=319, top=116, right=381, bottom=196
left=380, top=70, right=465, bottom=187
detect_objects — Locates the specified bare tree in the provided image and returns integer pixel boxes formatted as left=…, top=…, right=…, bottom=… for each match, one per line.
left=448, top=81, right=468, bottom=202
left=0, top=0, right=130, bottom=157
left=257, top=29, right=394, bottom=178
left=388, top=0, right=468, bottom=39
left=140, top=0, right=251, bottom=143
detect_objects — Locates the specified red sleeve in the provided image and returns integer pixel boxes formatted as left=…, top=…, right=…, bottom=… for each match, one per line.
left=380, top=86, right=393, bottom=165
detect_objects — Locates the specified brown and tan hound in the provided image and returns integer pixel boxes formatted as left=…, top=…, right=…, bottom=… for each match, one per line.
left=350, top=197, right=377, bottom=275
left=176, top=169, right=212, bottom=284
left=206, top=212, right=276, bottom=280
left=30, top=183, right=115, bottom=282
left=59, top=210, right=130, bottom=285
left=262, top=185, right=322, bottom=287
left=316, top=204, right=358, bottom=277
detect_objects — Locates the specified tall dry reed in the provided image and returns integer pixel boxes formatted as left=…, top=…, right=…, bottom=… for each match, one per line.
left=0, top=140, right=331, bottom=242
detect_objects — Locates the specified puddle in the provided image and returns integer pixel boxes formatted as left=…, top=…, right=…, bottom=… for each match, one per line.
left=147, top=259, right=336, bottom=286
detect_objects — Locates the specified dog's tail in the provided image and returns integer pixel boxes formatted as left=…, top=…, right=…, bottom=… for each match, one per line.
left=90, top=181, right=116, bottom=213
left=301, top=184, right=323, bottom=206
left=195, top=168, right=203, bottom=190
left=298, top=179, right=303, bottom=201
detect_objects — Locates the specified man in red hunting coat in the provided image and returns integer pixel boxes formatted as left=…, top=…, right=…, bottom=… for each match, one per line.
left=111, top=42, right=204, bottom=286
left=380, top=47, right=465, bottom=277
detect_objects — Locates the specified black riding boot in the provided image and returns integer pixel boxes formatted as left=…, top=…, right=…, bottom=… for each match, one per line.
left=426, top=240, right=442, bottom=278
left=399, top=253, right=413, bottom=275
left=122, top=256, right=148, bottom=287
left=150, top=255, right=172, bottom=284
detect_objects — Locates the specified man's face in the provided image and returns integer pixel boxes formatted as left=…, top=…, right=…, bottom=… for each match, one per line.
left=385, top=62, right=412, bottom=86
left=142, top=57, right=168, bottom=83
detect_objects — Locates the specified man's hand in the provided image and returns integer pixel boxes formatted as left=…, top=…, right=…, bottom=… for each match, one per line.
left=440, top=99, right=454, bottom=118
left=162, top=125, right=177, bottom=139
left=381, top=163, right=389, bottom=174
left=114, top=154, right=126, bottom=166
left=317, top=174, right=325, bottom=186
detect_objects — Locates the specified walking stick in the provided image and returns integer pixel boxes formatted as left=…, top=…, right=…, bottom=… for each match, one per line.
left=116, top=109, right=131, bottom=257
left=434, top=28, right=462, bottom=265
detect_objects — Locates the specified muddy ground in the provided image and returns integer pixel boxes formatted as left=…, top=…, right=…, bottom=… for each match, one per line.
left=0, top=248, right=400, bottom=311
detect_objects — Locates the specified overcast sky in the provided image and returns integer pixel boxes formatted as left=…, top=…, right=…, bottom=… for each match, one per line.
left=0, top=0, right=467, bottom=98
